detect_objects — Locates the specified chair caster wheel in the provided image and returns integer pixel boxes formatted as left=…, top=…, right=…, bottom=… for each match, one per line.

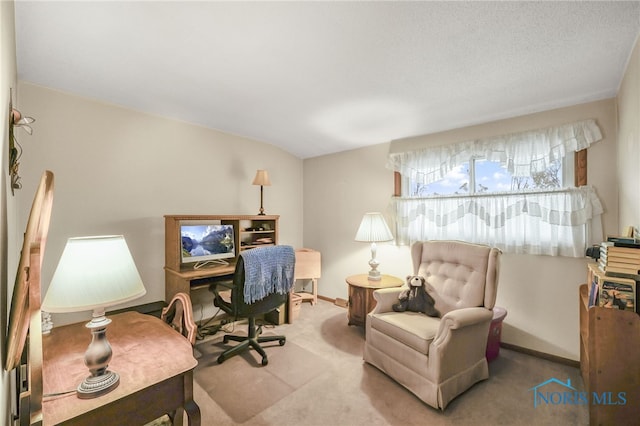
left=217, top=355, right=226, bottom=364
left=279, top=339, right=286, bottom=346
left=261, top=357, right=268, bottom=366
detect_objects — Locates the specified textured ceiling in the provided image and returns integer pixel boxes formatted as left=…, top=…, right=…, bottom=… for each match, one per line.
left=14, top=1, right=640, bottom=159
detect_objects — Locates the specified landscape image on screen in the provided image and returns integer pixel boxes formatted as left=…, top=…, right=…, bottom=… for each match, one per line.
left=181, top=224, right=235, bottom=262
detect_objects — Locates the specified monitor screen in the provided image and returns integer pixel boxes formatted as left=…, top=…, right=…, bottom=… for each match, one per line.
left=180, top=223, right=235, bottom=268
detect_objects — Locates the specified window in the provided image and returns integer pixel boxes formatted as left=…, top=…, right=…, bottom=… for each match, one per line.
left=389, top=120, right=604, bottom=257
left=408, top=156, right=566, bottom=197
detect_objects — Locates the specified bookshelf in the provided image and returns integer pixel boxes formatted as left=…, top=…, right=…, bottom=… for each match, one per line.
left=579, top=264, right=640, bottom=425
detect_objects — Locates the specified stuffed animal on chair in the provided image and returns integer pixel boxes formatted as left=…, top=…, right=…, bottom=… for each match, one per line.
left=392, top=275, right=440, bottom=317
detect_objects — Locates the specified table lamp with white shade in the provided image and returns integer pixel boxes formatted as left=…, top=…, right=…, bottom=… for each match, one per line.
left=354, top=212, right=394, bottom=280
left=42, top=235, right=146, bottom=399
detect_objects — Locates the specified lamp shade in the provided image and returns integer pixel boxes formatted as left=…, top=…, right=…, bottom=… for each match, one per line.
left=42, top=235, right=146, bottom=313
left=252, top=170, right=271, bottom=186
left=354, top=212, right=393, bottom=242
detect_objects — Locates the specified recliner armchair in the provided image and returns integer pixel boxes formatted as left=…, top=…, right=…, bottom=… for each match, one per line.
left=211, top=245, right=295, bottom=366
left=363, top=240, right=501, bottom=410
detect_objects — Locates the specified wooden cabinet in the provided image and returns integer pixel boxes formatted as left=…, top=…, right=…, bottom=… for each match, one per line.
left=164, top=215, right=279, bottom=302
left=579, top=265, right=640, bottom=425
left=346, top=274, right=403, bottom=327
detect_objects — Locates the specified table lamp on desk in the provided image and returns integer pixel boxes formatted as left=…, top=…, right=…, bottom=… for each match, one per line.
left=42, top=235, right=146, bottom=399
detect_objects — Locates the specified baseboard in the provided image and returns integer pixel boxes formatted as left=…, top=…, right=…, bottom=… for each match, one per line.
left=500, top=342, right=580, bottom=368
left=318, top=294, right=335, bottom=303
left=317, top=295, right=348, bottom=308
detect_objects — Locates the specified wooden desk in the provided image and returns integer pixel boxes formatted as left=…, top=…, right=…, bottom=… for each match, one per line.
left=42, top=311, right=200, bottom=425
left=346, top=274, right=403, bottom=327
left=165, top=262, right=236, bottom=302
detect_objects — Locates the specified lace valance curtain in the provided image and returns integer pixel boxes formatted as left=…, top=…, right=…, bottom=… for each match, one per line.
left=388, top=119, right=602, bottom=184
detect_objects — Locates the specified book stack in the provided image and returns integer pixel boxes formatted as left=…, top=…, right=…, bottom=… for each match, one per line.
left=598, top=239, right=640, bottom=277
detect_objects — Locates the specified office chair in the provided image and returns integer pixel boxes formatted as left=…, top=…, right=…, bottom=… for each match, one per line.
left=211, top=245, right=295, bottom=366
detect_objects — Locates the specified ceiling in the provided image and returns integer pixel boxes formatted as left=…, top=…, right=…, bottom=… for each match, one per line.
left=14, top=1, right=640, bottom=159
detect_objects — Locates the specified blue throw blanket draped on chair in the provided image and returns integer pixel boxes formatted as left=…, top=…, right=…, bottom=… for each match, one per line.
left=240, top=245, right=295, bottom=304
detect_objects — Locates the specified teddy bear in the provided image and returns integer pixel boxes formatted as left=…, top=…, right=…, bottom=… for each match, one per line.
left=392, top=275, right=440, bottom=317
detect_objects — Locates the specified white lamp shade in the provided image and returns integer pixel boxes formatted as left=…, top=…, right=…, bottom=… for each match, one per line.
left=354, top=212, right=393, bottom=242
left=42, top=235, right=146, bottom=313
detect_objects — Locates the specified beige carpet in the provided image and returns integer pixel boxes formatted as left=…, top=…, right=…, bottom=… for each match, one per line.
left=190, top=300, right=589, bottom=426
left=194, top=329, right=330, bottom=423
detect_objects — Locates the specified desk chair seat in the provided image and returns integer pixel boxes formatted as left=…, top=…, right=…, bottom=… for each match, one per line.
left=211, top=245, right=295, bottom=366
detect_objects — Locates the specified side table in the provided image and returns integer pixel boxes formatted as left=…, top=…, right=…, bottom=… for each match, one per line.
left=346, top=274, right=404, bottom=327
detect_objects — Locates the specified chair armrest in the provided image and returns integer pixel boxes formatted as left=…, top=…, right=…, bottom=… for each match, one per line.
left=209, top=279, right=235, bottom=315
left=428, top=307, right=494, bottom=380
left=371, top=287, right=405, bottom=314
left=433, top=307, right=493, bottom=344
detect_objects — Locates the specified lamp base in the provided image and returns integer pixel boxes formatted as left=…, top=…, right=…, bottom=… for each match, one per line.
left=78, top=310, right=119, bottom=399
left=367, top=270, right=382, bottom=281
left=367, top=246, right=382, bottom=280
left=77, top=370, right=120, bottom=399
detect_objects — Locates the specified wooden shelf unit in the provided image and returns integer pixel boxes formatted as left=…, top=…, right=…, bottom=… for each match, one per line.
left=164, top=214, right=279, bottom=302
left=579, top=264, right=640, bottom=425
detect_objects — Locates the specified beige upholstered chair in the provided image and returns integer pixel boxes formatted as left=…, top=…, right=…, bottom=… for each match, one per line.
left=364, top=240, right=501, bottom=410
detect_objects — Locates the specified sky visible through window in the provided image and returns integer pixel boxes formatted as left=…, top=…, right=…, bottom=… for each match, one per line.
left=411, top=159, right=561, bottom=197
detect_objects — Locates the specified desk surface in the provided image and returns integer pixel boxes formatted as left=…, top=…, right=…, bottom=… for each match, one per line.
left=42, top=311, right=199, bottom=425
left=165, top=261, right=236, bottom=280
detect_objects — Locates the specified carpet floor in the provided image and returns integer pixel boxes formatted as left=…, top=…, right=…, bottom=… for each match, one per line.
left=190, top=299, right=589, bottom=426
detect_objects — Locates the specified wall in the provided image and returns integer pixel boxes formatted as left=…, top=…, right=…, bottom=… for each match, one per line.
left=617, top=34, right=640, bottom=232
left=1, top=1, right=18, bottom=424
left=304, top=99, right=618, bottom=360
left=17, top=82, right=304, bottom=325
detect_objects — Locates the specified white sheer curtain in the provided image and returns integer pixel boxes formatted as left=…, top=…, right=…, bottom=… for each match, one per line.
left=388, top=119, right=602, bottom=184
left=389, top=119, right=605, bottom=257
left=392, top=187, right=603, bottom=257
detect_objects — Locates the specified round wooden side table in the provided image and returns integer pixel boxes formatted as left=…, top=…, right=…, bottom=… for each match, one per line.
left=345, top=274, right=403, bottom=327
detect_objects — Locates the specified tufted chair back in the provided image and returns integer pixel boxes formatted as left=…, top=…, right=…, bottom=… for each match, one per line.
left=411, top=240, right=500, bottom=316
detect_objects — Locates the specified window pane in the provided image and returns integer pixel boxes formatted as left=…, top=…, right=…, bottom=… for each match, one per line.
left=410, top=162, right=470, bottom=197
left=474, top=159, right=513, bottom=193
left=506, top=159, right=563, bottom=191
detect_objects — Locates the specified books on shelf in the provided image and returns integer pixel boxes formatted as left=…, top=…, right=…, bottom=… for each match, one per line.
left=587, top=263, right=604, bottom=307
left=598, top=277, right=636, bottom=312
left=587, top=262, right=638, bottom=312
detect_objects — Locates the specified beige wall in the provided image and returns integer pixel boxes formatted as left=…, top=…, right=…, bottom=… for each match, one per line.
left=304, top=99, right=618, bottom=360
left=617, top=34, right=640, bottom=233
left=17, top=82, right=304, bottom=325
left=1, top=1, right=18, bottom=423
